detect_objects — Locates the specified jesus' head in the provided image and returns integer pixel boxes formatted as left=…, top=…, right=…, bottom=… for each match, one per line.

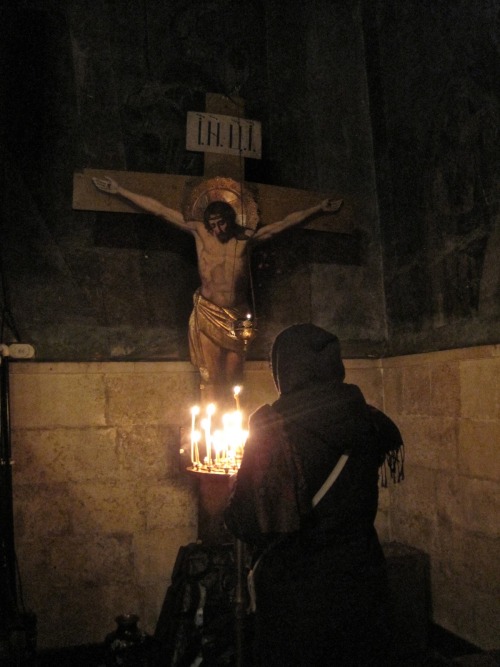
left=203, top=201, right=238, bottom=243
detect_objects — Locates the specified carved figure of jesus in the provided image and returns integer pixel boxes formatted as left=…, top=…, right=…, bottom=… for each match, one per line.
left=92, top=176, right=342, bottom=401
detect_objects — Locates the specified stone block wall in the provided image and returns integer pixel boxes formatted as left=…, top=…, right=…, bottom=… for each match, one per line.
left=8, top=360, right=281, bottom=649
left=8, top=350, right=499, bottom=650
left=10, top=361, right=200, bottom=648
left=383, top=346, right=500, bottom=650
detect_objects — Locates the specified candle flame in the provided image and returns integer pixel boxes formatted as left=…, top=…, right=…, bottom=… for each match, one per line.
left=188, top=398, right=248, bottom=474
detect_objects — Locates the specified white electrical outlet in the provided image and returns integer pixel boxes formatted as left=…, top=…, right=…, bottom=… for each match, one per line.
left=1, top=343, right=36, bottom=359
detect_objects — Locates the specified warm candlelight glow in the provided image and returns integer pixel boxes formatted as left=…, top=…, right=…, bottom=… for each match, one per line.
left=187, top=395, right=248, bottom=474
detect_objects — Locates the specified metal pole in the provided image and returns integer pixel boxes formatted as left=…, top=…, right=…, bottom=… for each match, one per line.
left=0, top=354, right=17, bottom=605
left=234, top=538, right=245, bottom=667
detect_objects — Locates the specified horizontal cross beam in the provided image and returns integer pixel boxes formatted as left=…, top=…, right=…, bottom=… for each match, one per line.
left=73, top=169, right=353, bottom=234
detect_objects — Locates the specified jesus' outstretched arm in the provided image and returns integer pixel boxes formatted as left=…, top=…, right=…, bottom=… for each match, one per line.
left=92, top=176, right=191, bottom=231
left=250, top=198, right=343, bottom=242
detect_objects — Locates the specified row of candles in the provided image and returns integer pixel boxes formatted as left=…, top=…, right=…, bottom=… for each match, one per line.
left=189, top=386, right=248, bottom=474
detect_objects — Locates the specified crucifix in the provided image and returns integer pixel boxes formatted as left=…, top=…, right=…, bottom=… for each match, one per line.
left=73, top=93, right=349, bottom=405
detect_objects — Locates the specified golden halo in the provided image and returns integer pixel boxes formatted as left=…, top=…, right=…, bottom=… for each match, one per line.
left=182, top=177, right=260, bottom=230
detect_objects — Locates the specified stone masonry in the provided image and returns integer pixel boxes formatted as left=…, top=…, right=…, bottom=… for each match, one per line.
left=8, top=348, right=500, bottom=650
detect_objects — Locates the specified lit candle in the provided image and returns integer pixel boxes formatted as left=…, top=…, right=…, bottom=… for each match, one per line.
left=205, top=403, right=216, bottom=465
left=192, top=430, right=201, bottom=465
left=213, top=429, right=223, bottom=465
left=185, top=401, right=249, bottom=473
left=200, top=418, right=208, bottom=463
left=222, top=413, right=233, bottom=463
left=233, top=385, right=241, bottom=411
left=190, top=406, right=200, bottom=465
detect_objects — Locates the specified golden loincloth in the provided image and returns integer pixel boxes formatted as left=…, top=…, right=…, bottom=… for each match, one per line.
left=188, top=289, right=250, bottom=381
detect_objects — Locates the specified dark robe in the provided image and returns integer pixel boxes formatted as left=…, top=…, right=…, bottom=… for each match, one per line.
left=224, top=324, right=403, bottom=666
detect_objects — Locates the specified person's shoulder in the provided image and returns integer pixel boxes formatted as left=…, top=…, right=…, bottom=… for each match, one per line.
left=249, top=403, right=273, bottom=421
left=234, top=226, right=254, bottom=241
left=249, top=404, right=279, bottom=427
left=188, top=220, right=211, bottom=240
left=338, top=381, right=367, bottom=405
left=368, top=405, right=403, bottom=446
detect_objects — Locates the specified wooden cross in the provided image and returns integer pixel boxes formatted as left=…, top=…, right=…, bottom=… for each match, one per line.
left=73, top=94, right=353, bottom=547
left=73, top=93, right=352, bottom=234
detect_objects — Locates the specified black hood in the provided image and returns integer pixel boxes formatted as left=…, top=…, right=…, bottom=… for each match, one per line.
left=271, top=324, right=345, bottom=395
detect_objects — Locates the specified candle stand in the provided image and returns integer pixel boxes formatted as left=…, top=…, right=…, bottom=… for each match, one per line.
left=184, top=468, right=248, bottom=667
left=173, top=398, right=251, bottom=666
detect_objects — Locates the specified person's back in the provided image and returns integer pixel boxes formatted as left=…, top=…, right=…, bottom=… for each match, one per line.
left=253, top=380, right=389, bottom=665
left=225, top=324, right=404, bottom=666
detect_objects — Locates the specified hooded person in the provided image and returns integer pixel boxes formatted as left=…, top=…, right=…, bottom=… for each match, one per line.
left=224, top=323, right=404, bottom=666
